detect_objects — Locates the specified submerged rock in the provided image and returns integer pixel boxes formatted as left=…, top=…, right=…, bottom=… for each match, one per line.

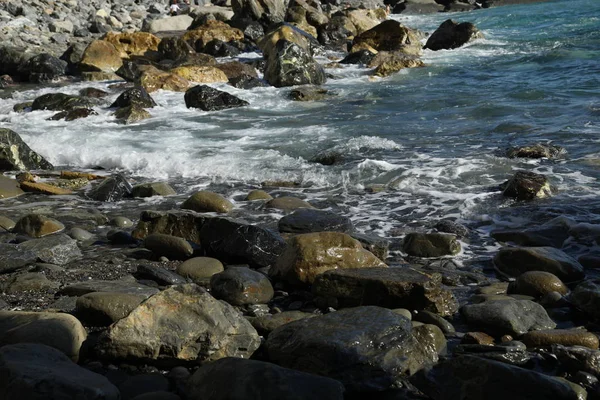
left=0, top=129, right=53, bottom=171
left=49, top=108, right=98, bottom=121
left=506, top=143, right=565, bottom=159
left=502, top=170, right=552, bottom=200
left=184, top=85, right=248, bottom=111
left=424, top=19, right=484, bottom=51
left=403, top=233, right=461, bottom=257
left=263, top=40, right=326, bottom=88
left=131, top=182, right=176, bottom=197
left=494, top=246, right=585, bottom=282
left=87, top=174, right=133, bottom=202
left=278, top=208, right=353, bottom=234
left=110, top=86, right=157, bottom=109
left=31, top=93, right=91, bottom=112
left=113, top=105, right=152, bottom=124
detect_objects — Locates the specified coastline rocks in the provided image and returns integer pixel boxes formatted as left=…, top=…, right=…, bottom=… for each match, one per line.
left=231, top=0, right=288, bottom=28
left=184, top=85, right=249, bottom=111
left=246, top=189, right=273, bottom=201
left=210, top=267, right=274, bottom=305
left=110, top=86, right=157, bottom=108
left=132, top=182, right=176, bottom=197
left=266, top=196, right=313, bottom=211
left=259, top=23, right=319, bottom=59
left=0, top=343, right=119, bottom=400
left=96, top=284, right=260, bottom=365
left=0, top=176, right=24, bottom=199
left=313, top=267, right=459, bottom=316
left=229, top=75, right=267, bottom=89
left=0, top=129, right=53, bottom=171
left=289, top=86, right=329, bottom=101
left=3, top=272, right=59, bottom=294
left=137, top=264, right=187, bottom=286
left=249, top=311, right=315, bottom=335
left=507, top=271, right=568, bottom=298
left=521, top=329, right=599, bottom=350
left=139, top=67, right=190, bottom=92
left=59, top=278, right=159, bottom=298
left=79, top=40, right=123, bottom=72
left=506, top=143, right=565, bottom=159
left=0, top=311, right=86, bottom=361
left=263, top=40, right=326, bottom=87
left=186, top=357, right=345, bottom=400
left=18, top=53, right=67, bottom=83
left=403, top=232, right=461, bottom=257
left=75, top=292, right=147, bottom=326
left=553, top=345, right=600, bottom=377
left=182, top=20, right=244, bottom=49
left=132, top=210, right=206, bottom=244
left=13, top=214, right=65, bottom=237
left=370, top=52, right=425, bottom=77
left=461, top=299, right=556, bottom=336
left=493, top=246, right=585, bottom=282
left=113, top=105, right=152, bottom=124
left=17, top=234, right=82, bottom=265
left=158, top=37, right=195, bottom=61
left=412, top=355, right=586, bottom=400
left=171, top=65, right=228, bottom=83
left=31, top=93, right=91, bottom=111
left=570, top=280, right=600, bottom=320
left=424, top=19, right=484, bottom=51
left=181, top=190, right=234, bottom=213
left=278, top=208, right=353, bottom=234
left=340, top=49, right=376, bottom=65
left=502, top=170, right=552, bottom=200
left=103, top=32, right=161, bottom=58
left=353, top=20, right=423, bottom=55
left=266, top=306, right=438, bottom=392
left=146, top=15, right=194, bottom=34
left=176, top=257, right=224, bottom=285
left=49, top=108, right=98, bottom=122
left=87, top=174, right=133, bottom=202
left=270, top=232, right=386, bottom=285
left=144, top=233, right=194, bottom=260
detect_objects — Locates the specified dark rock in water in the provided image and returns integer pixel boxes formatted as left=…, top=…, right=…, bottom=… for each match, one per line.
left=278, top=208, right=353, bottom=234
left=266, top=306, right=439, bottom=392
left=369, top=52, right=425, bottom=77
left=411, top=355, right=584, bottom=400
left=75, top=292, right=146, bottom=326
left=491, top=225, right=570, bottom=248
left=137, top=264, right=187, bottom=286
left=31, top=93, right=92, bottom=112
left=340, top=49, right=376, bottom=65
left=87, top=174, right=133, bottom=202
left=0, top=46, right=28, bottom=77
left=393, top=0, right=444, bottom=14
left=18, top=53, right=68, bottom=83
left=186, top=357, right=345, bottom=400
left=570, top=279, right=600, bottom=320
left=228, top=74, right=266, bottom=89
left=317, top=20, right=353, bottom=51
left=210, top=267, right=274, bottom=305
left=0, top=343, right=120, bottom=400
left=424, top=19, right=484, bottom=51
left=351, top=232, right=389, bottom=261
left=353, top=20, right=423, bottom=54
left=131, top=182, right=176, bottom=197
left=49, top=108, right=97, bottom=121
left=116, top=60, right=148, bottom=82
left=113, top=105, right=151, bottom=124
left=313, top=267, right=458, bottom=316
left=461, top=299, right=556, bottom=336
left=249, top=311, right=315, bottom=335
left=184, top=85, right=249, bottom=111
left=215, top=60, right=258, bottom=80
left=310, top=150, right=345, bottom=165
left=264, top=40, right=326, bottom=88
left=413, top=310, right=455, bottom=334
left=434, top=220, right=469, bottom=238
left=158, top=37, right=195, bottom=61
left=501, top=170, right=552, bottom=200
left=506, top=143, right=565, bottom=159
left=289, top=86, right=329, bottom=101
left=110, top=86, right=157, bottom=108
left=553, top=344, right=600, bottom=377
left=493, top=246, right=584, bottom=282
left=12, top=102, right=33, bottom=113
left=403, top=233, right=461, bottom=257
left=201, top=39, right=241, bottom=57
left=60, top=278, right=159, bottom=297
left=79, top=87, right=109, bottom=99
left=0, top=129, right=53, bottom=171
left=118, top=374, right=170, bottom=400
left=95, top=284, right=260, bottom=365
left=132, top=210, right=208, bottom=244
left=144, top=233, right=194, bottom=260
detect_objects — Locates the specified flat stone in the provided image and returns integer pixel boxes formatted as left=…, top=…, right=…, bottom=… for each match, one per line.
left=3, top=272, right=59, bottom=293
left=249, top=311, right=316, bottom=335
left=59, top=278, right=159, bottom=298
left=176, top=257, right=224, bottom=285
left=278, top=208, right=353, bottom=234
left=76, top=292, right=147, bottom=326
left=18, top=234, right=82, bottom=265
left=522, top=329, right=599, bottom=350
left=13, top=214, right=65, bottom=237
left=0, top=215, right=16, bottom=230
left=0, top=243, right=37, bottom=273
left=266, top=196, right=313, bottom=211
left=137, top=264, right=187, bottom=285
left=0, top=176, right=24, bottom=199
left=494, top=247, right=585, bottom=282
left=210, top=267, right=274, bottom=305
left=144, top=233, right=194, bottom=260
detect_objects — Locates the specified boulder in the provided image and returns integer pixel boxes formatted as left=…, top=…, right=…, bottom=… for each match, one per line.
left=491, top=226, right=570, bottom=248
left=177, top=257, right=224, bottom=285
left=116, top=60, right=154, bottom=82
left=59, top=278, right=159, bottom=298
left=2, top=272, right=59, bottom=293
left=507, top=271, right=568, bottom=298
left=522, top=329, right=599, bottom=350
left=266, top=306, right=439, bottom=392
left=87, top=174, right=133, bottom=202
left=132, top=182, right=176, bottom=197
left=493, top=246, right=585, bottom=282
left=351, top=233, right=389, bottom=262
left=345, top=9, right=384, bottom=36
left=76, top=292, right=147, bottom=326
left=139, top=66, right=190, bottom=92
left=259, top=23, right=319, bottom=59
left=31, top=93, right=92, bottom=111
left=353, top=20, right=423, bottom=55
left=96, top=284, right=260, bottom=365
left=0, top=129, right=53, bottom=171
left=147, top=15, right=194, bottom=33
left=553, top=345, right=600, bottom=377
left=370, top=52, right=425, bottom=77
left=216, top=61, right=258, bottom=80
left=278, top=208, right=353, bottom=234
left=231, top=0, right=288, bottom=28
left=137, top=264, right=187, bottom=286
left=249, top=310, right=315, bottom=335
left=313, top=267, right=459, bottom=317
left=263, top=40, right=326, bottom=87
left=132, top=210, right=207, bottom=243
left=181, top=190, right=234, bottom=213
left=570, top=280, right=600, bottom=320
left=0, top=343, right=119, bottom=400
left=0, top=311, right=86, bottom=361
left=144, top=233, right=194, bottom=260
left=49, top=108, right=98, bottom=121
left=506, top=143, right=565, bottom=159
left=17, top=234, right=82, bottom=265
left=186, top=358, right=345, bottom=400
left=110, top=86, right=157, bottom=108
left=18, top=53, right=67, bottom=83
left=411, top=355, right=585, bottom=400
left=0, top=176, right=24, bottom=199
left=245, top=189, right=273, bottom=200
left=289, top=86, right=329, bottom=101
left=182, top=20, right=244, bottom=49
left=103, top=32, right=161, bottom=58
left=200, top=39, right=241, bottom=57
left=13, top=214, right=65, bottom=238
left=171, top=65, right=228, bottom=83
left=79, top=40, right=123, bottom=72
left=114, top=105, right=152, bottom=124
left=403, top=232, right=461, bottom=257
left=210, top=267, right=274, bottom=305
left=461, top=299, right=556, bottom=336
left=229, top=75, right=267, bottom=89
left=393, top=0, right=444, bottom=14
left=340, top=49, right=376, bottom=65
left=270, top=232, right=386, bottom=285
left=424, top=19, right=484, bottom=51
left=158, top=37, right=195, bottom=61
left=184, top=85, right=248, bottom=111
left=0, top=46, right=28, bottom=77
left=266, top=196, right=313, bottom=211
left=502, top=170, right=552, bottom=200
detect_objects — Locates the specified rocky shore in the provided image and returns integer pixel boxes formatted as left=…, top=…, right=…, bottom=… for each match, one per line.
left=3, top=0, right=600, bottom=399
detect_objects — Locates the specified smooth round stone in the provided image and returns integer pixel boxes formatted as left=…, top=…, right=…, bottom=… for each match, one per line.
left=131, top=182, right=176, bottom=198
left=69, top=227, right=94, bottom=241
left=111, top=216, right=134, bottom=228
left=0, top=215, right=16, bottom=231
left=265, top=196, right=313, bottom=211
left=522, top=329, right=600, bottom=350
left=144, top=233, right=193, bottom=260
left=13, top=214, right=65, bottom=237
left=118, top=374, right=169, bottom=400
left=508, top=271, right=568, bottom=298
left=476, top=282, right=509, bottom=295
left=392, top=308, right=412, bottom=320
left=246, top=189, right=273, bottom=201
left=75, top=292, right=147, bottom=326
left=181, top=191, right=233, bottom=213
left=210, top=267, right=274, bottom=305
left=176, top=257, right=224, bottom=284
left=3, top=273, right=59, bottom=294
left=412, top=310, right=455, bottom=334
left=278, top=208, right=353, bottom=234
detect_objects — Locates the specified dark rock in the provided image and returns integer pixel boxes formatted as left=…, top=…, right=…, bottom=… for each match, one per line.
left=412, top=310, right=456, bottom=334
left=114, top=106, right=152, bottom=124
left=144, top=233, right=194, bottom=260
left=132, top=210, right=207, bottom=244
left=249, top=311, right=315, bottom=335
left=570, top=279, right=600, bottom=320
left=266, top=196, right=313, bottom=211
left=289, top=86, right=329, bottom=101
left=317, top=19, right=353, bottom=51
left=131, top=182, right=176, bottom=197
left=12, top=102, right=33, bottom=113
left=228, top=74, right=266, bottom=89
left=216, top=61, right=258, bottom=80
left=340, top=49, right=376, bottom=65
left=231, top=0, right=287, bottom=29
left=501, top=170, right=552, bottom=200
left=313, top=267, right=458, bottom=316
left=210, top=267, right=274, bottom=305
left=424, top=19, right=484, bottom=51
left=2, top=272, right=59, bottom=294
left=350, top=233, right=389, bottom=261
left=403, top=233, right=461, bottom=257
left=18, top=53, right=68, bottom=83
left=49, top=108, right=98, bottom=121
left=158, top=37, right=195, bottom=61
left=201, top=39, right=241, bottom=57
left=110, top=86, right=157, bottom=108
left=434, top=220, right=469, bottom=238
left=264, top=40, right=326, bottom=87
left=79, top=87, right=109, bottom=99
left=493, top=246, right=585, bottom=282
left=0, top=129, right=53, bottom=171
left=87, top=174, right=133, bottom=202
left=186, top=357, right=345, bottom=400
left=116, top=60, right=151, bottom=82
left=266, top=306, right=440, bottom=392
left=278, top=208, right=353, bottom=234
left=75, top=292, right=147, bottom=326
left=0, top=243, right=37, bottom=273
left=393, top=0, right=444, bottom=14
left=0, top=343, right=119, bottom=400
left=506, top=143, right=565, bottom=159
left=553, top=344, right=600, bottom=377
left=310, top=149, right=345, bottom=165
left=491, top=226, right=570, bottom=248
left=59, top=278, right=160, bottom=298
left=31, top=93, right=92, bottom=111
left=137, top=264, right=187, bottom=285
left=18, top=234, right=82, bottom=265
left=461, top=299, right=556, bottom=336
left=107, top=230, right=138, bottom=245
left=0, top=46, right=28, bottom=77
left=184, top=85, right=249, bottom=111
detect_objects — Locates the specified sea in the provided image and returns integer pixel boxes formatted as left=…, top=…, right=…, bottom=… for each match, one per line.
left=0, top=0, right=599, bottom=266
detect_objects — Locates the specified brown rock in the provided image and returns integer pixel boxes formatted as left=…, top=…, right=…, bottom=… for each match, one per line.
left=258, top=24, right=315, bottom=61
left=170, top=65, right=228, bottom=83
left=370, top=52, right=425, bottom=77
left=508, top=271, right=568, bottom=298
left=216, top=61, right=258, bottom=80
left=103, top=32, right=161, bottom=58
left=246, top=190, right=272, bottom=201
left=0, top=176, right=25, bottom=199
left=522, top=329, right=599, bottom=350
left=20, top=181, right=73, bottom=195
left=181, top=191, right=233, bottom=213
left=80, top=40, right=123, bottom=72
left=345, top=9, right=383, bottom=35
left=461, top=332, right=495, bottom=346
left=266, top=196, right=313, bottom=211
left=60, top=171, right=104, bottom=180
left=81, top=71, right=122, bottom=81
left=353, top=20, right=423, bottom=55
left=139, top=66, right=190, bottom=93
left=183, top=20, right=243, bottom=49
left=13, top=214, right=65, bottom=237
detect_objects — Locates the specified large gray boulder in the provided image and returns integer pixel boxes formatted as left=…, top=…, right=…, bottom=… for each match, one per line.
left=264, top=40, right=325, bottom=88
left=266, top=306, right=440, bottom=392
left=0, top=343, right=120, bottom=400
left=0, top=129, right=53, bottom=171
left=96, top=284, right=260, bottom=365
left=493, top=246, right=585, bottom=282
left=187, top=358, right=345, bottom=400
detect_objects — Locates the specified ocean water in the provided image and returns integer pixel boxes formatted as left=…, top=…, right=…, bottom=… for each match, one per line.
left=0, top=0, right=599, bottom=263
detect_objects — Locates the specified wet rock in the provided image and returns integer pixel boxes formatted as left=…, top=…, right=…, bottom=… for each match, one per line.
left=351, top=232, right=390, bottom=262
left=210, top=267, right=274, bottom=305
left=502, top=170, right=552, bottom=200
left=491, top=226, right=570, bottom=248
left=245, top=189, right=272, bottom=200
left=271, top=232, right=386, bottom=285
left=266, top=196, right=313, bottom=211
left=494, top=246, right=585, bottom=282
left=3, top=272, right=59, bottom=293
left=79, top=87, right=109, bottom=99
left=187, top=357, right=345, bottom=400
left=114, top=105, right=152, bottom=124
left=132, top=182, right=176, bottom=197
left=231, top=0, right=287, bottom=28
left=278, top=208, right=353, bottom=234
left=59, top=278, right=159, bottom=298
left=13, top=214, right=65, bottom=238
left=0, top=215, right=16, bottom=231
left=370, top=52, right=425, bottom=77
left=553, top=345, right=600, bottom=377
left=0, top=343, right=119, bottom=400
left=183, top=20, right=244, bottom=49
left=266, top=306, right=439, bottom=392
left=111, top=217, right=133, bottom=228
left=461, top=332, right=495, bottom=346
left=201, top=39, right=241, bottom=57
left=158, top=36, right=195, bottom=61
left=13, top=102, right=33, bottom=113
left=181, top=190, right=234, bottom=213
left=0, top=311, right=86, bottom=361
left=424, top=19, right=484, bottom=51
left=249, top=310, right=315, bottom=335
left=0, top=243, right=37, bottom=273
left=103, top=32, right=161, bottom=59
left=110, top=86, right=157, bottom=109
left=176, top=257, right=224, bottom=285
left=130, top=392, right=181, bottom=400
left=507, top=271, right=568, bottom=298
left=289, top=86, right=329, bottom=101
left=76, top=292, right=147, bottom=326
left=506, top=143, right=565, bottom=159
left=19, top=53, right=68, bottom=83
left=313, top=267, right=458, bottom=317
left=522, top=329, right=599, bottom=350
left=137, top=264, right=187, bottom=286
left=403, top=232, right=461, bottom=257
left=413, top=310, right=456, bottom=333
left=570, top=279, right=600, bottom=320
left=87, top=174, right=133, bottom=202
left=340, top=49, right=376, bottom=65
left=263, top=40, right=326, bottom=87
left=434, top=220, right=469, bottom=238
left=228, top=75, right=267, bottom=89
left=0, top=176, right=24, bottom=199
left=0, top=129, right=53, bottom=171
left=20, top=181, right=74, bottom=195
left=184, top=85, right=248, bottom=111
left=144, top=233, right=194, bottom=260
left=96, top=284, right=260, bottom=365
left=49, top=108, right=98, bottom=121
left=353, top=20, right=423, bottom=55
left=461, top=299, right=556, bottom=336
left=318, top=19, right=354, bottom=51
left=80, top=40, right=123, bottom=72
left=411, top=355, right=585, bottom=400
left=132, top=210, right=207, bottom=243
left=20, top=234, right=82, bottom=265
